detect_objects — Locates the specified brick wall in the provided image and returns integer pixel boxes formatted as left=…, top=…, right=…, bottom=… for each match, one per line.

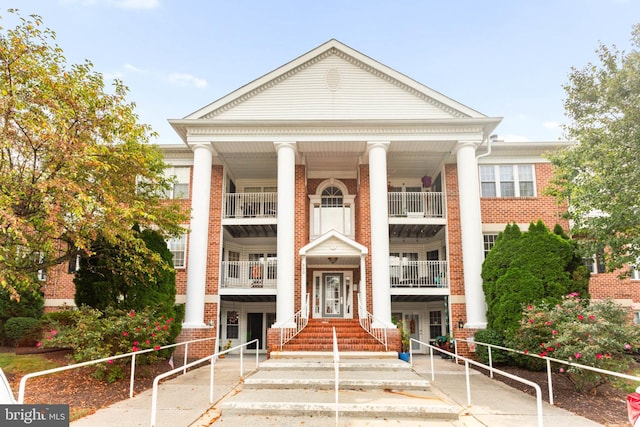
left=356, top=164, right=373, bottom=313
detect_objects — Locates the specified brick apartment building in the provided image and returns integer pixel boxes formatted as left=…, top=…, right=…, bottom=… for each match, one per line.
left=42, top=40, right=640, bottom=357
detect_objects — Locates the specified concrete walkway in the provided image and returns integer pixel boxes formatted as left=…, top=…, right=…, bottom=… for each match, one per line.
left=70, top=354, right=605, bottom=427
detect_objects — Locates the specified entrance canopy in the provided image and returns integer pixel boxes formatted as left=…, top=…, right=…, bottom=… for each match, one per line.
left=299, top=230, right=368, bottom=266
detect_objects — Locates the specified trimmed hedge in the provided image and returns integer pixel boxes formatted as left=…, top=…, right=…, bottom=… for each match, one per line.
left=4, top=317, right=41, bottom=346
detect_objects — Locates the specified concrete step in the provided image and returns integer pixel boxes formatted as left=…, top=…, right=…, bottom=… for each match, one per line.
left=269, top=351, right=399, bottom=360
left=245, top=369, right=430, bottom=390
left=207, top=413, right=472, bottom=426
left=220, top=388, right=461, bottom=420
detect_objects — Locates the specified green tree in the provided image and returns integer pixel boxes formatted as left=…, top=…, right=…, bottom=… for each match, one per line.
left=482, top=221, right=590, bottom=333
left=0, top=10, right=187, bottom=298
left=548, top=23, right=640, bottom=272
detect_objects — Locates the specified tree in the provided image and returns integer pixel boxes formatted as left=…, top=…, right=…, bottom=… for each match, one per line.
left=74, top=227, right=183, bottom=341
left=481, top=221, right=590, bottom=333
left=548, top=23, right=640, bottom=273
left=0, top=10, right=187, bottom=297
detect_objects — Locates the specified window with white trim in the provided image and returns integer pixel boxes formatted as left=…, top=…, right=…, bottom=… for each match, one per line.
left=167, top=234, right=187, bottom=268
left=483, top=234, right=499, bottom=258
left=164, top=167, right=190, bottom=199
left=632, top=267, right=640, bottom=281
left=480, top=164, right=535, bottom=197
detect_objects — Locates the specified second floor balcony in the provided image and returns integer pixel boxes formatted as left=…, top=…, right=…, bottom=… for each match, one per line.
left=390, top=260, right=448, bottom=288
left=221, top=260, right=277, bottom=289
left=388, top=192, right=445, bottom=219
left=223, top=193, right=278, bottom=219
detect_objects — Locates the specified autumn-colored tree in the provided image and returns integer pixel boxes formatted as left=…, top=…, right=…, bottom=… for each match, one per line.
left=548, top=24, right=640, bottom=272
left=0, top=10, right=187, bottom=297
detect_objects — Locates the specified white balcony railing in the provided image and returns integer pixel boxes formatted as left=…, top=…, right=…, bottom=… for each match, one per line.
left=388, top=192, right=444, bottom=218
left=223, top=192, right=277, bottom=219
left=221, top=261, right=277, bottom=289
left=389, top=260, right=448, bottom=288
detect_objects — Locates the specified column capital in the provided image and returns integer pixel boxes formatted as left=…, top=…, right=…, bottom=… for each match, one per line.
left=452, top=140, right=482, bottom=155
left=366, top=141, right=390, bottom=153
left=187, top=141, right=216, bottom=155
left=274, top=141, right=297, bottom=153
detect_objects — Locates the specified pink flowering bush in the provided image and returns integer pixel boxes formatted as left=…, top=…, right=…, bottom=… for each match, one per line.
left=506, top=293, right=640, bottom=392
left=40, top=306, right=176, bottom=382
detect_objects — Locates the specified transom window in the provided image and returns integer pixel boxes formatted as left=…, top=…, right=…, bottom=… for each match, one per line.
left=321, top=186, right=343, bottom=207
left=480, top=164, right=535, bottom=197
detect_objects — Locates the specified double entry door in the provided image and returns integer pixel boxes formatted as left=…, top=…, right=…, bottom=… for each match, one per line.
left=314, top=272, right=351, bottom=318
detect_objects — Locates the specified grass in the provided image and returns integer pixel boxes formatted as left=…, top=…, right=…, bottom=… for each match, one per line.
left=0, top=352, right=61, bottom=375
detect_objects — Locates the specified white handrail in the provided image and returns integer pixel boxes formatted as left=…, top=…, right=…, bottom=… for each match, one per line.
left=18, top=336, right=216, bottom=404
left=332, top=327, right=339, bottom=427
left=279, top=293, right=310, bottom=350
left=150, top=339, right=259, bottom=427
left=411, top=338, right=543, bottom=427
left=457, top=338, right=640, bottom=407
left=357, top=292, right=388, bottom=351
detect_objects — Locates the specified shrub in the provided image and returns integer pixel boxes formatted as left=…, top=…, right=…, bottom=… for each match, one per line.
left=473, top=328, right=510, bottom=365
left=507, top=294, right=640, bottom=392
left=482, top=221, right=590, bottom=334
left=40, top=306, right=176, bottom=382
left=0, top=283, right=44, bottom=345
left=4, top=317, right=41, bottom=346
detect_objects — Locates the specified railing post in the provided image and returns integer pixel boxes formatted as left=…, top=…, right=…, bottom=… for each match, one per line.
left=464, top=360, right=471, bottom=407
left=488, top=346, right=494, bottom=379
left=546, top=358, right=554, bottom=405
left=240, top=346, right=244, bottom=377
left=129, top=353, right=136, bottom=398
left=209, top=356, right=215, bottom=404
left=183, top=343, right=189, bottom=374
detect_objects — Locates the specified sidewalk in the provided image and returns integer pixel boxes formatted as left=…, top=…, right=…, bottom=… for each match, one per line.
left=70, top=354, right=604, bottom=427
left=71, top=355, right=263, bottom=427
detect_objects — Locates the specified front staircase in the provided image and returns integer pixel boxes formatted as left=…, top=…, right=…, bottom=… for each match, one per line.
left=216, top=353, right=463, bottom=425
left=281, top=318, right=388, bottom=352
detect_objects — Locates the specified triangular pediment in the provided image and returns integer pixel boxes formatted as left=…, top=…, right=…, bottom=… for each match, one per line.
left=299, top=230, right=368, bottom=257
left=184, top=40, right=486, bottom=123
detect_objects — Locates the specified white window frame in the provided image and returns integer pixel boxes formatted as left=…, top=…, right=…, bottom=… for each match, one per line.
left=483, top=233, right=499, bottom=258
left=167, top=234, right=187, bottom=268
left=164, top=167, right=190, bottom=199
left=479, top=164, right=536, bottom=198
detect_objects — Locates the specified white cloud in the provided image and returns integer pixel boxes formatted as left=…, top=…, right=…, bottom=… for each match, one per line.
left=123, top=63, right=145, bottom=73
left=543, top=121, right=561, bottom=129
left=167, top=73, right=208, bottom=88
left=501, top=134, right=531, bottom=142
left=110, top=0, right=160, bottom=9
left=59, top=0, right=160, bottom=9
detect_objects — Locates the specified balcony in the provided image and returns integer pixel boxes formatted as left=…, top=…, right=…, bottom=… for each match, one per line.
left=220, top=260, right=277, bottom=289
left=388, top=192, right=445, bottom=219
left=390, top=260, right=448, bottom=289
left=223, top=193, right=277, bottom=219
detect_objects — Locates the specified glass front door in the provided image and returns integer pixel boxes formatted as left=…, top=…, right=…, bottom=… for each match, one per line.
left=322, top=273, right=343, bottom=317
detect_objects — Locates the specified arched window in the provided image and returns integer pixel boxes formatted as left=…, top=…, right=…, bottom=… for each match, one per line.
left=321, top=186, right=343, bottom=207
left=311, top=181, right=354, bottom=237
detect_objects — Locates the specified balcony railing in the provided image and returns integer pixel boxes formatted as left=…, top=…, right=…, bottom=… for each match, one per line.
left=389, top=260, right=448, bottom=288
left=388, top=192, right=444, bottom=218
left=223, top=193, right=277, bottom=219
left=220, top=260, right=277, bottom=289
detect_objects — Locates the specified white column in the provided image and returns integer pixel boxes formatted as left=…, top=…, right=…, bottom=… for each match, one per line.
left=183, top=143, right=214, bottom=327
left=455, top=141, right=487, bottom=329
left=274, top=142, right=296, bottom=327
left=367, top=141, right=394, bottom=328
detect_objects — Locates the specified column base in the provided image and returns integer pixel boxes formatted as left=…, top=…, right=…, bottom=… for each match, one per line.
left=175, top=326, right=216, bottom=360
left=463, top=321, right=487, bottom=330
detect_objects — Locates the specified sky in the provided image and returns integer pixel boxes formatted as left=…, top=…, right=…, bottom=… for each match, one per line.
left=4, top=0, right=640, bottom=144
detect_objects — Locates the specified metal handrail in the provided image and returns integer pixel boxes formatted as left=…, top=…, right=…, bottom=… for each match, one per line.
left=410, top=338, right=544, bottom=427
left=332, top=327, right=339, bottom=426
left=457, top=338, right=640, bottom=407
left=279, top=293, right=310, bottom=350
left=17, top=336, right=216, bottom=404
left=357, top=292, right=388, bottom=351
left=150, top=339, right=259, bottom=427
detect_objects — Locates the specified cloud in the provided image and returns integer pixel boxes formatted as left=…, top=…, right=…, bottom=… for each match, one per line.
left=110, top=0, right=160, bottom=9
left=167, top=73, right=208, bottom=88
left=543, top=121, right=561, bottom=129
left=123, top=63, right=145, bottom=73
left=59, top=0, right=160, bottom=9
